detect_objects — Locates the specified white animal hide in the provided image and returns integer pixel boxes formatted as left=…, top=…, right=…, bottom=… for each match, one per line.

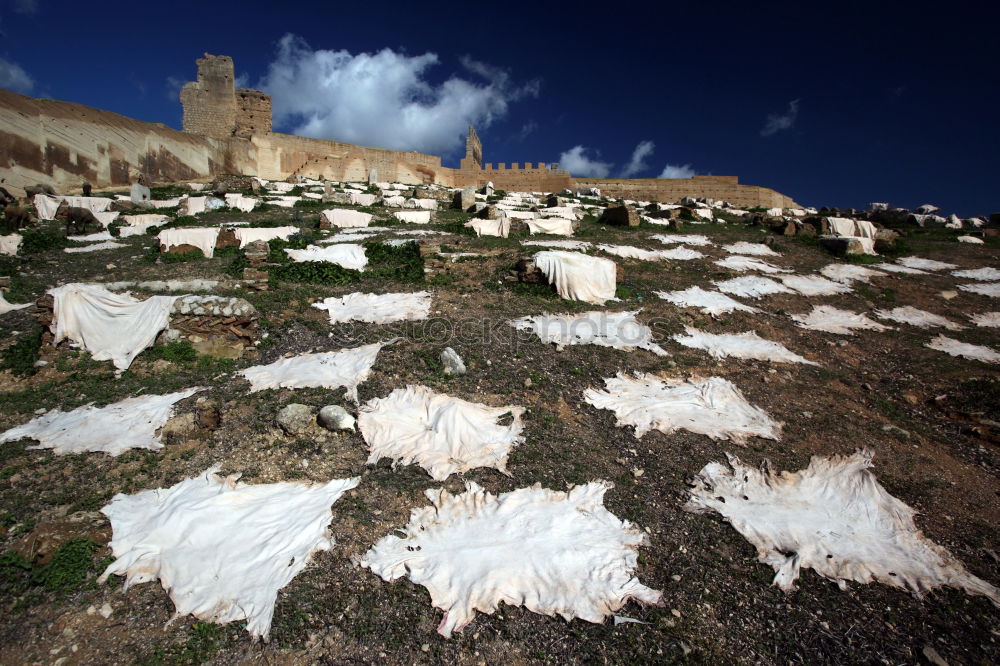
left=534, top=251, right=618, bottom=305
left=685, top=450, right=1000, bottom=605
left=233, top=226, right=299, bottom=247
left=722, top=242, right=779, bottom=256
left=925, top=335, right=1000, bottom=363
left=650, top=234, right=712, bottom=246
left=284, top=244, right=368, bottom=270
left=239, top=342, right=389, bottom=402
left=99, top=467, right=360, bottom=640
left=312, top=291, right=432, bottom=324
left=157, top=228, right=220, bottom=258
left=673, top=327, right=817, bottom=365
left=0, top=233, right=22, bottom=256
left=874, top=306, right=964, bottom=330
left=952, top=267, right=1000, bottom=281
left=526, top=217, right=575, bottom=236
left=224, top=193, right=259, bottom=212
left=360, top=481, right=662, bottom=638
left=465, top=218, right=510, bottom=237
left=0, top=388, right=202, bottom=456
left=358, top=385, right=525, bottom=481
left=321, top=209, right=373, bottom=228
left=510, top=310, right=668, bottom=355
left=790, top=305, right=892, bottom=335
left=714, top=276, right=794, bottom=299
left=654, top=286, right=761, bottom=317
left=873, top=263, right=928, bottom=275
left=714, top=256, right=791, bottom=273
left=64, top=241, right=126, bottom=253
left=819, top=264, right=887, bottom=283
left=48, top=283, right=176, bottom=370
left=584, top=373, right=782, bottom=444
left=958, top=282, right=1000, bottom=297
left=393, top=210, right=431, bottom=224
left=0, top=292, right=31, bottom=315
left=597, top=244, right=703, bottom=261
left=957, top=236, right=984, bottom=244
left=969, top=312, right=1000, bottom=328
left=896, top=256, right=958, bottom=271
left=779, top=274, right=854, bottom=296
left=521, top=239, right=592, bottom=250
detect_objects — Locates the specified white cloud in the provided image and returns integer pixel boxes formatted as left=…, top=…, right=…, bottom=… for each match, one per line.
left=659, top=163, right=697, bottom=179
left=165, top=76, right=185, bottom=101
left=257, top=34, right=538, bottom=155
left=760, top=99, right=800, bottom=137
left=558, top=146, right=612, bottom=178
left=0, top=57, right=33, bottom=94
left=620, top=140, right=655, bottom=178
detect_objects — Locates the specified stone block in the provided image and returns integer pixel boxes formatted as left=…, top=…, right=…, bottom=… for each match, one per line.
left=819, top=236, right=870, bottom=256
left=130, top=184, right=150, bottom=204
left=599, top=203, right=640, bottom=227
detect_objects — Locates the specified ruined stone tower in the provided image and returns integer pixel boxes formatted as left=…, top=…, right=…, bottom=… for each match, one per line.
left=180, top=54, right=272, bottom=139
left=460, top=125, right=482, bottom=170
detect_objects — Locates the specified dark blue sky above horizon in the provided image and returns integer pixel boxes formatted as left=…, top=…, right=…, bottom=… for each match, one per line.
left=1, top=0, right=997, bottom=215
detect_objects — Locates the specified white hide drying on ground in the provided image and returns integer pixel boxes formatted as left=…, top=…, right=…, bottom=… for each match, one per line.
left=224, top=193, right=259, bottom=212
left=349, top=192, right=378, bottom=206
left=321, top=209, right=372, bottom=228
left=233, top=226, right=299, bottom=247
left=527, top=218, right=575, bottom=236
left=673, top=327, right=817, bottom=365
left=826, top=217, right=877, bottom=239
left=239, top=342, right=389, bottom=401
left=49, top=283, right=176, bottom=370
left=779, top=274, right=854, bottom=296
left=959, top=282, right=1000, bottom=297
left=650, top=234, right=713, bottom=246
left=654, top=286, right=761, bottom=317
left=0, top=388, right=202, bottom=455
left=790, top=305, right=893, bottom=335
left=64, top=241, right=127, bottom=253
left=584, top=373, right=782, bottom=444
left=714, top=256, right=790, bottom=273
left=360, top=481, right=662, bottom=638
left=510, top=310, right=667, bottom=355
left=521, top=239, right=592, bottom=250
left=312, top=291, right=432, bottom=324
left=873, top=262, right=928, bottom=275
left=596, top=244, right=672, bottom=261
left=722, top=242, right=779, bottom=256
left=34, top=194, right=111, bottom=219
left=925, top=335, right=1000, bottom=363
left=534, top=251, right=617, bottom=305
left=99, top=467, right=360, bottom=640
left=714, top=276, right=794, bottom=299
left=94, top=211, right=120, bottom=227
left=958, top=236, right=984, bottom=244
left=658, top=245, right=705, bottom=260
left=685, top=450, right=1000, bottom=605
left=1, top=233, right=22, bottom=256
left=874, top=306, right=964, bottom=330
left=122, top=213, right=169, bottom=228
left=819, top=264, right=887, bottom=283
left=969, top=312, right=1000, bottom=328
left=157, top=228, right=220, bottom=257
left=465, top=218, right=511, bottom=237
left=0, top=292, right=31, bottom=315
left=952, top=267, right=1000, bottom=281
left=284, top=244, right=367, bottom=270
left=68, top=231, right=114, bottom=242
left=896, top=256, right=958, bottom=271
left=358, top=385, right=525, bottom=481
left=393, top=210, right=431, bottom=224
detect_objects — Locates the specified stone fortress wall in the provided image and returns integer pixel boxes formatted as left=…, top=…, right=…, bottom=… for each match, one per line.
left=0, top=52, right=800, bottom=207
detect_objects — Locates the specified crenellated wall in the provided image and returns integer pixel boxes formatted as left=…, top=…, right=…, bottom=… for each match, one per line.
left=0, top=51, right=802, bottom=206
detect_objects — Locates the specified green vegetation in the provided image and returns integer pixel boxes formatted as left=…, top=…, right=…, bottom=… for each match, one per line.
left=20, top=229, right=70, bottom=254
left=0, top=539, right=103, bottom=599
left=145, top=340, right=198, bottom=363
left=1, top=328, right=42, bottom=376
left=139, top=623, right=235, bottom=665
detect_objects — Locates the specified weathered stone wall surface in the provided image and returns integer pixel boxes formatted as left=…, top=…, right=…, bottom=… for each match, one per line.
left=572, top=176, right=799, bottom=208
left=252, top=132, right=446, bottom=185
left=235, top=89, right=272, bottom=139
left=0, top=89, right=256, bottom=195
left=180, top=54, right=239, bottom=139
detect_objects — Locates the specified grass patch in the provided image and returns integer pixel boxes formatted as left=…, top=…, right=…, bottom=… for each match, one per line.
left=19, top=229, right=70, bottom=254
left=1, top=327, right=42, bottom=376
left=0, top=539, right=103, bottom=600
left=145, top=341, right=198, bottom=363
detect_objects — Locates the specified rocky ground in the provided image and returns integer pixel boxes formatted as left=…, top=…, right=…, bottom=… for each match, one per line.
left=0, top=185, right=997, bottom=665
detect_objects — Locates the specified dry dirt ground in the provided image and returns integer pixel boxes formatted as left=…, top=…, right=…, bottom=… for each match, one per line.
left=0, top=191, right=997, bottom=665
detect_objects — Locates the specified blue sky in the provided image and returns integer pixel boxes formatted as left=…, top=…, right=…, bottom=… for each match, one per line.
left=1, top=0, right=997, bottom=215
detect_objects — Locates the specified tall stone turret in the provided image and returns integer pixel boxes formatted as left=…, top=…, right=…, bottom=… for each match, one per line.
left=460, top=125, right=482, bottom=170
left=180, top=54, right=272, bottom=139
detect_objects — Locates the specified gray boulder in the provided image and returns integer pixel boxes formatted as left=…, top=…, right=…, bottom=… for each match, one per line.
left=441, top=347, right=467, bottom=375
left=277, top=404, right=315, bottom=435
